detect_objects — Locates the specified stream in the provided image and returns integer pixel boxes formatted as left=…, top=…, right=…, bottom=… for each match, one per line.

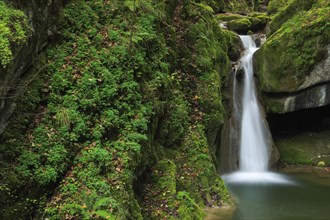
left=206, top=172, right=330, bottom=220
left=210, top=35, right=330, bottom=220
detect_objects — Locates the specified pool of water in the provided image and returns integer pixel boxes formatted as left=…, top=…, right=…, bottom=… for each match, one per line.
left=218, top=172, right=330, bottom=220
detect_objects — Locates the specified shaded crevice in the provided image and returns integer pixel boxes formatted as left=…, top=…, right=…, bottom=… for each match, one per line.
left=267, top=104, right=330, bottom=140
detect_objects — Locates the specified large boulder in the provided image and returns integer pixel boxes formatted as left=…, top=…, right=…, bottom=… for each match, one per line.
left=0, top=0, right=64, bottom=134
left=255, top=0, right=330, bottom=113
left=276, top=131, right=330, bottom=166
left=217, top=12, right=269, bottom=34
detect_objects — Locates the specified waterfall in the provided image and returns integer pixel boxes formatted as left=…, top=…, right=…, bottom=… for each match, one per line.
left=238, top=35, right=268, bottom=172
left=222, top=35, right=293, bottom=185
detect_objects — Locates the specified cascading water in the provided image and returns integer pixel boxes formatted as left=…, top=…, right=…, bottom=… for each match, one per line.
left=239, top=35, right=268, bottom=172
left=223, top=35, right=293, bottom=184
left=216, top=35, right=329, bottom=220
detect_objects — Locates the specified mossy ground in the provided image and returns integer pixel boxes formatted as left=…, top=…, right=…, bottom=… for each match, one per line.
left=142, top=126, right=230, bottom=219
left=0, top=0, right=231, bottom=219
left=276, top=131, right=330, bottom=166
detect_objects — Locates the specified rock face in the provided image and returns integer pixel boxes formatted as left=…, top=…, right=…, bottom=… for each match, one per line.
left=256, top=44, right=330, bottom=113
left=0, top=0, right=64, bottom=134
left=255, top=0, right=330, bottom=168
left=255, top=0, right=330, bottom=113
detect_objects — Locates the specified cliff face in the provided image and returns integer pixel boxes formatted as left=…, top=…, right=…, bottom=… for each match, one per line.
left=0, top=1, right=232, bottom=219
left=0, top=0, right=64, bottom=134
left=255, top=0, right=330, bottom=167
left=255, top=0, right=330, bottom=113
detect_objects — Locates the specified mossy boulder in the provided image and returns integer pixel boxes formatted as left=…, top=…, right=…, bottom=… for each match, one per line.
left=277, top=131, right=330, bottom=166
left=1, top=0, right=233, bottom=219
left=217, top=13, right=244, bottom=22
left=218, top=12, right=268, bottom=34
left=227, top=18, right=252, bottom=33
left=223, top=30, right=242, bottom=61
left=255, top=1, right=330, bottom=93
left=268, top=0, right=315, bottom=35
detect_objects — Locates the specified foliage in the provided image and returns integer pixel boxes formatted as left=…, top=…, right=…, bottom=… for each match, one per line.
left=277, top=131, right=330, bottom=166
left=0, top=1, right=28, bottom=68
left=268, top=0, right=315, bottom=35
left=217, top=12, right=269, bottom=34
left=223, top=0, right=261, bottom=14
left=141, top=159, right=206, bottom=219
left=142, top=126, right=231, bottom=218
left=267, top=0, right=289, bottom=15
left=255, top=0, right=330, bottom=92
left=0, top=0, right=232, bottom=219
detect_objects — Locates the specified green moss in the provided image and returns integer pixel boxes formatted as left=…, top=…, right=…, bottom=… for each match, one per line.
left=263, top=97, right=286, bottom=113
left=267, top=0, right=289, bottom=15
left=197, top=0, right=224, bottom=13
left=277, top=131, right=330, bottom=166
left=218, top=12, right=268, bottom=33
left=223, top=29, right=242, bottom=61
left=268, top=0, right=315, bottom=35
left=255, top=1, right=330, bottom=92
left=0, top=2, right=28, bottom=68
left=227, top=18, right=252, bottom=32
left=249, top=12, right=269, bottom=26
left=217, top=13, right=244, bottom=22
left=141, top=159, right=205, bottom=219
left=223, top=0, right=253, bottom=14
left=176, top=191, right=205, bottom=219
left=174, top=126, right=230, bottom=207
left=0, top=0, right=232, bottom=219
left=142, top=126, right=230, bottom=219
left=158, top=90, right=190, bottom=147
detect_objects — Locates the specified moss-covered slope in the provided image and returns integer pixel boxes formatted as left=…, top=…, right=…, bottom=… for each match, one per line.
left=255, top=0, right=330, bottom=93
left=0, top=0, right=232, bottom=219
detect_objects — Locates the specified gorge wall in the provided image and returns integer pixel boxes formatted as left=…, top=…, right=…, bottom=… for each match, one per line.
left=0, top=1, right=232, bottom=219
left=254, top=0, right=330, bottom=167
left=1, top=0, right=329, bottom=219
left=0, top=0, right=64, bottom=134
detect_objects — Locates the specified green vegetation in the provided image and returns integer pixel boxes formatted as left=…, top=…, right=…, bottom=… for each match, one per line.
left=217, top=12, right=269, bottom=34
left=268, top=0, right=315, bottom=35
left=277, top=131, right=330, bottom=166
left=255, top=0, right=330, bottom=92
left=223, top=0, right=261, bottom=14
left=0, top=1, right=28, bottom=68
left=142, top=126, right=230, bottom=219
left=0, top=0, right=231, bottom=219
left=267, top=0, right=289, bottom=15
left=227, top=18, right=252, bottom=33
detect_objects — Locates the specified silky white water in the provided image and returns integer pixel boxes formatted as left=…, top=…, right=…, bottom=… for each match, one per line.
left=222, top=35, right=292, bottom=184
left=239, top=35, right=268, bottom=172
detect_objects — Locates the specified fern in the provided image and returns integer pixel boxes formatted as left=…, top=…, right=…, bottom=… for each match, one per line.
left=93, top=197, right=112, bottom=210
left=94, top=210, right=113, bottom=219
left=191, top=2, right=215, bottom=13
